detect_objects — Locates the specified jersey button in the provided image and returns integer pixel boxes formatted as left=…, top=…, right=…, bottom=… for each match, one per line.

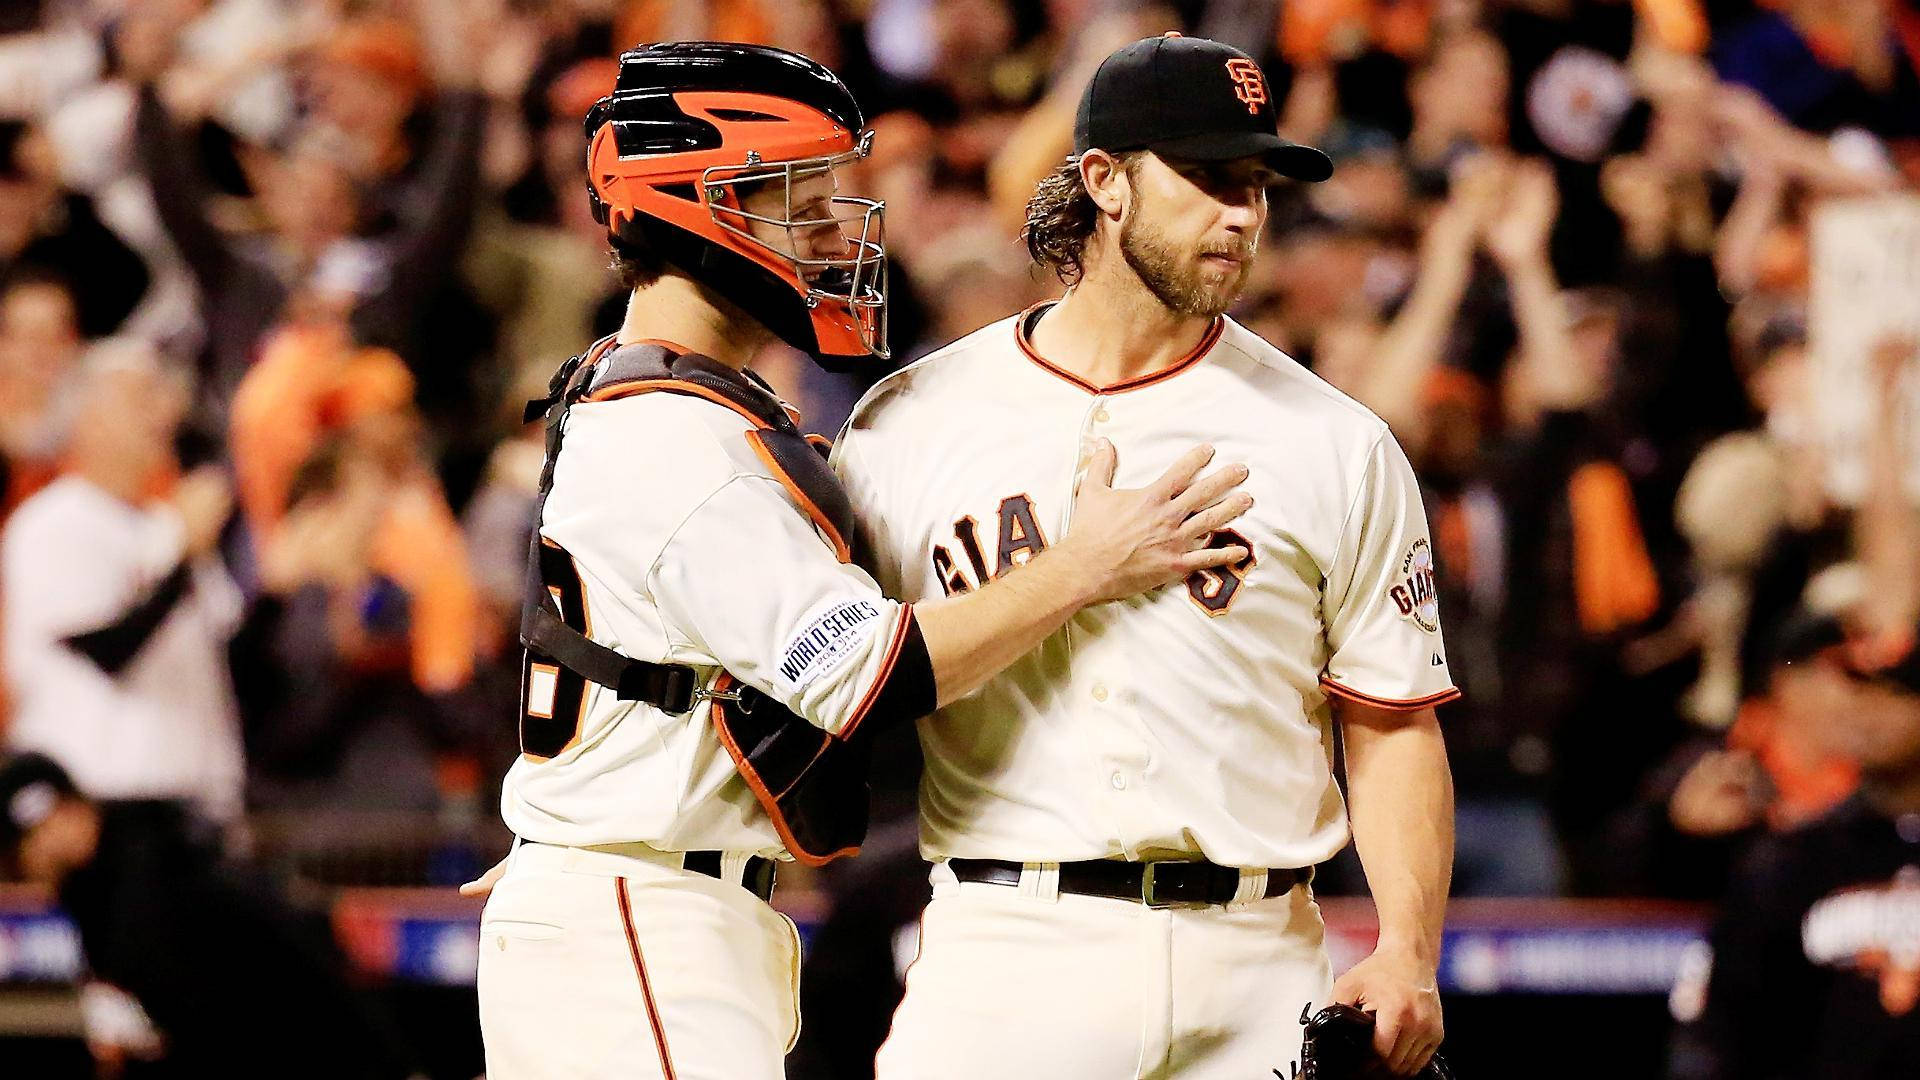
left=1091, top=683, right=1109, bottom=702
left=1110, top=772, right=1127, bottom=790
left=1093, top=407, right=1111, bottom=423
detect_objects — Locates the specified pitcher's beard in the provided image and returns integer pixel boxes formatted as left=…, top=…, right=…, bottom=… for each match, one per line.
left=1119, top=216, right=1251, bottom=319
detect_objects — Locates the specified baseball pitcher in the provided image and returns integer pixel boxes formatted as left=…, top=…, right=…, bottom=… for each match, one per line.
left=836, top=35, right=1458, bottom=1080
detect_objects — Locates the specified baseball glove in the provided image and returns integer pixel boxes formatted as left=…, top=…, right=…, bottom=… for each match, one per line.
left=1298, top=1003, right=1455, bottom=1080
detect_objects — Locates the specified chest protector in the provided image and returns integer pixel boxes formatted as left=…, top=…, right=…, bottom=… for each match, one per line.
left=519, top=336, right=874, bottom=865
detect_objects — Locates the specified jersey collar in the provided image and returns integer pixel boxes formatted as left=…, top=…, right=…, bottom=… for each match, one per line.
left=1014, top=301, right=1225, bottom=395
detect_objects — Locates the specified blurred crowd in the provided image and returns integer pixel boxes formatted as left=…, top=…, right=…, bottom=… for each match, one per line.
left=0, top=0, right=1918, bottom=1072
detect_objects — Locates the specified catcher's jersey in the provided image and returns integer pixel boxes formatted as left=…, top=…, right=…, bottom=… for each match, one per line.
left=500, top=385, right=916, bottom=856
left=834, top=305, right=1458, bottom=869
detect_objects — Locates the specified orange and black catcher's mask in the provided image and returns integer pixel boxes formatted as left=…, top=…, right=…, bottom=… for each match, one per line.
left=585, top=42, right=888, bottom=363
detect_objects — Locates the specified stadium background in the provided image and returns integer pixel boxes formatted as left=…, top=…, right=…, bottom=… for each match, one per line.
left=0, top=0, right=1917, bottom=1076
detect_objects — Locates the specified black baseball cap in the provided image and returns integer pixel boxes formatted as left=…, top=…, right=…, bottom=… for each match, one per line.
left=1768, top=609, right=1920, bottom=696
left=1768, top=609, right=1848, bottom=670
left=0, top=752, right=77, bottom=855
left=1073, top=34, right=1333, bottom=183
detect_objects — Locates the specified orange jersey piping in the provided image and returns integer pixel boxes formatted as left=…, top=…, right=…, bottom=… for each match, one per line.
left=1319, top=677, right=1462, bottom=711
left=1013, top=302, right=1225, bottom=395
left=616, top=878, right=679, bottom=1080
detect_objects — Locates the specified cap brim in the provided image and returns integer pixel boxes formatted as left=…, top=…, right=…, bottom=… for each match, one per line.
left=1145, top=131, right=1334, bottom=183
left=1770, top=610, right=1846, bottom=667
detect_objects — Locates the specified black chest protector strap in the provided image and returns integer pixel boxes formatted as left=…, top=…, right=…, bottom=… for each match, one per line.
left=519, top=337, right=860, bottom=711
left=519, top=337, right=705, bottom=714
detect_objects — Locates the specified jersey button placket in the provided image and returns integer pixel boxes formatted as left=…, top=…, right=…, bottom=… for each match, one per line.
left=1089, top=677, right=1127, bottom=805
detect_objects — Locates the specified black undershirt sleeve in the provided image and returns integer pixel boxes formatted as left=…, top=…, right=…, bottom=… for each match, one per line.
left=843, top=609, right=936, bottom=737
left=61, top=561, right=193, bottom=676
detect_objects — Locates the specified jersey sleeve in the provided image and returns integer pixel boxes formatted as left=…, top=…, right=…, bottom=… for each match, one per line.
left=1319, top=431, right=1461, bottom=711
left=649, top=474, right=934, bottom=739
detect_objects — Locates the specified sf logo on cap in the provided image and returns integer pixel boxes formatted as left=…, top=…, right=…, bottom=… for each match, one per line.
left=1225, top=58, right=1266, bottom=115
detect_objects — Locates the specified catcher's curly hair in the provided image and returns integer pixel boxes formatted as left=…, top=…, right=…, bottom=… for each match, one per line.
left=606, top=175, right=774, bottom=291
left=1022, top=153, right=1141, bottom=285
left=609, top=230, right=667, bottom=291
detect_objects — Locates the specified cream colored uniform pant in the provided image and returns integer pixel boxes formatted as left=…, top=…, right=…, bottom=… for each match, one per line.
left=477, top=841, right=801, bottom=1080
left=876, top=861, right=1333, bottom=1080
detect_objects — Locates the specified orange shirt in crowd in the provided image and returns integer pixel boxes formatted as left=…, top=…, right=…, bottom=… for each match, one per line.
left=1729, top=696, right=1860, bottom=829
left=617, top=0, right=777, bottom=48
left=4, top=458, right=57, bottom=519
left=230, top=324, right=476, bottom=693
left=1568, top=462, right=1662, bottom=636
left=229, top=324, right=415, bottom=534
left=365, top=482, right=480, bottom=695
left=1279, top=0, right=1433, bottom=64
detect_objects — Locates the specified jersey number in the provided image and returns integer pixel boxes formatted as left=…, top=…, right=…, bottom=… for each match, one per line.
left=1186, top=528, right=1255, bottom=616
left=520, top=542, right=592, bottom=759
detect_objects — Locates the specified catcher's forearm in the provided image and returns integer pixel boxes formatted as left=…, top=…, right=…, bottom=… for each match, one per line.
left=915, top=546, right=1099, bottom=707
left=1340, top=704, right=1454, bottom=969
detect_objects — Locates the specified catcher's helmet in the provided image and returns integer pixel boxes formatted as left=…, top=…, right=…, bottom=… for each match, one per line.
left=585, top=42, right=888, bottom=360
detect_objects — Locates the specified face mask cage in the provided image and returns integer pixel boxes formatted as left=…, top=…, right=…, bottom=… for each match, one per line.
left=701, top=131, right=889, bottom=359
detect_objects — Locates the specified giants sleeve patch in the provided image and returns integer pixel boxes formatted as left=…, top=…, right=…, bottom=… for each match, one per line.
left=1388, top=538, right=1440, bottom=633
left=773, top=599, right=885, bottom=695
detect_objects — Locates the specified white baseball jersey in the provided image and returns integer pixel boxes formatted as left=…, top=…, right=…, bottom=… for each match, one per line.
left=833, top=304, right=1458, bottom=870
left=499, top=380, right=920, bottom=856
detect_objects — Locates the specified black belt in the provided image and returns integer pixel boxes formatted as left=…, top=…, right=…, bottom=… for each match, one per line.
left=683, top=851, right=779, bottom=902
left=523, top=842, right=777, bottom=901
left=949, top=857, right=1309, bottom=908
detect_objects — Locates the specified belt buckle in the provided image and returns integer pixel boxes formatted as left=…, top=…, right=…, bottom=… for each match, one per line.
left=1140, top=862, right=1197, bottom=909
left=744, top=857, right=777, bottom=900
left=1141, top=861, right=1219, bottom=908
left=1140, top=862, right=1166, bottom=907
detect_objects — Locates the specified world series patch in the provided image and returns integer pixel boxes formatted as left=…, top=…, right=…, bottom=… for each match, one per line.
left=1388, top=538, right=1440, bottom=633
left=772, top=599, right=885, bottom=696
